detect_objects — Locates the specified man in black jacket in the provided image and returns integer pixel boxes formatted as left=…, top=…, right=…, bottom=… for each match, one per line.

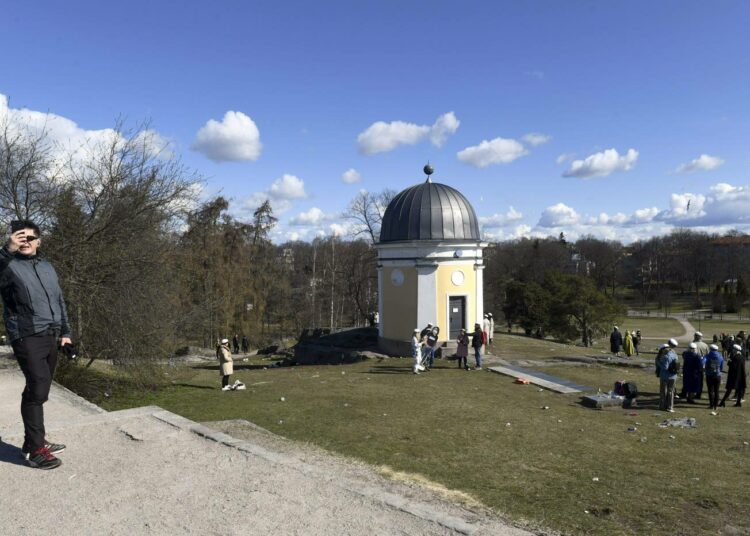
left=0, top=220, right=72, bottom=469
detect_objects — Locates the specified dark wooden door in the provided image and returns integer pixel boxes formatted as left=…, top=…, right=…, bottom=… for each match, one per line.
left=449, top=296, right=466, bottom=339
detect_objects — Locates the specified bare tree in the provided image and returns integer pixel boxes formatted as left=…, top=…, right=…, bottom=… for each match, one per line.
left=344, top=188, right=396, bottom=243
left=0, top=121, right=60, bottom=225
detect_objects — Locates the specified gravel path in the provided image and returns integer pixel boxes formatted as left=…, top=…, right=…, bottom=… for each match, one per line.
left=0, top=368, right=537, bottom=536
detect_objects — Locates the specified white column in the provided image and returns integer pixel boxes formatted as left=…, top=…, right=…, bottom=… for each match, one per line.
left=416, top=264, right=437, bottom=329
left=377, top=265, right=384, bottom=338
left=475, top=262, right=484, bottom=328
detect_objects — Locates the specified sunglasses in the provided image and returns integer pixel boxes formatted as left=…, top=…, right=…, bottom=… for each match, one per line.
left=24, top=236, right=39, bottom=242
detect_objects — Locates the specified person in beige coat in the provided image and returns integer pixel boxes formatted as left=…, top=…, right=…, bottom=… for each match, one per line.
left=217, top=338, right=234, bottom=391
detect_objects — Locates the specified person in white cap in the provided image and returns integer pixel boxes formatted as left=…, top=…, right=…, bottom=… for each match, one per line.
left=691, top=331, right=709, bottom=400
left=482, top=314, right=490, bottom=352
left=655, top=341, right=679, bottom=412
left=610, top=326, right=623, bottom=357
left=681, top=342, right=704, bottom=404
left=704, top=343, right=724, bottom=410
left=487, top=313, right=495, bottom=346
left=216, top=338, right=234, bottom=390
left=720, top=344, right=747, bottom=407
left=412, top=329, right=424, bottom=374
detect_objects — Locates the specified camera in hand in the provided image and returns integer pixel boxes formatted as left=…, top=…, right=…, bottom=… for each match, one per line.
left=61, top=342, right=78, bottom=360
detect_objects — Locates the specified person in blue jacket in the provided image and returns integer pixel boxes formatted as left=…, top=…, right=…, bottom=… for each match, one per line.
left=704, top=343, right=724, bottom=410
left=655, top=339, right=679, bottom=412
left=681, top=342, right=705, bottom=404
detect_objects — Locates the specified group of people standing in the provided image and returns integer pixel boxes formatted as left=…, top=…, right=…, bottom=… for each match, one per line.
left=231, top=333, right=249, bottom=354
left=412, top=312, right=495, bottom=374
left=609, top=326, right=642, bottom=357
left=655, top=331, right=746, bottom=412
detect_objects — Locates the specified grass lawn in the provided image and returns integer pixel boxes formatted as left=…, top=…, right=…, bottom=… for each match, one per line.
left=693, top=319, right=749, bottom=339
left=617, top=316, right=686, bottom=340
left=89, top=335, right=750, bottom=536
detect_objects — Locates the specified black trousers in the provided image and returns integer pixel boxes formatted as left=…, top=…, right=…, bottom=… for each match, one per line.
left=706, top=376, right=721, bottom=408
left=12, top=334, right=59, bottom=452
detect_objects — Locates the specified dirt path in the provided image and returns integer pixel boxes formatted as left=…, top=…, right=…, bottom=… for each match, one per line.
left=0, top=367, right=536, bottom=536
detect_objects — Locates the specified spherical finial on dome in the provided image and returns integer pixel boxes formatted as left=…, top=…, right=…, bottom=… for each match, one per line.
left=423, top=164, right=434, bottom=177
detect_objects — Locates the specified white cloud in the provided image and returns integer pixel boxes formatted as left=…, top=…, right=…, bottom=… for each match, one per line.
left=191, top=111, right=262, bottom=162
left=563, top=148, right=638, bottom=179
left=657, top=193, right=707, bottom=221
left=341, top=168, right=362, bottom=184
left=457, top=137, right=528, bottom=168
left=631, top=207, right=660, bottom=223
left=357, top=112, right=459, bottom=155
left=538, top=203, right=581, bottom=227
left=0, top=93, right=158, bottom=166
left=556, top=153, right=575, bottom=165
left=479, top=207, right=523, bottom=228
left=522, top=133, right=551, bottom=147
left=289, top=207, right=336, bottom=226
left=655, top=183, right=750, bottom=226
left=674, top=154, right=724, bottom=174
left=430, top=112, right=460, bottom=147
left=329, top=223, right=348, bottom=237
left=526, top=181, right=750, bottom=244
left=268, top=174, right=307, bottom=200
left=238, top=174, right=307, bottom=218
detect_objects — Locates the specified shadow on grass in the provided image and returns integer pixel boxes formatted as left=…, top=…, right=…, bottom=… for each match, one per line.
left=192, top=363, right=274, bottom=372
left=0, top=441, right=27, bottom=467
left=168, top=383, right=216, bottom=390
left=363, top=364, right=461, bottom=374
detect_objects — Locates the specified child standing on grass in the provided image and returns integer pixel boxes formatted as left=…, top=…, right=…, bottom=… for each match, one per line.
left=456, top=328, right=469, bottom=370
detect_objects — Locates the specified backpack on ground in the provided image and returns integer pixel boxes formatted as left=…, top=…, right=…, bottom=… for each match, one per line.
left=622, top=382, right=638, bottom=399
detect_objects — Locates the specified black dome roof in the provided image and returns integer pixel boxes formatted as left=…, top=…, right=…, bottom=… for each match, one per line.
left=379, top=180, right=480, bottom=243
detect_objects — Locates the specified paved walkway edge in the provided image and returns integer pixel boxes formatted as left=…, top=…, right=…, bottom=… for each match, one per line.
left=487, top=366, right=582, bottom=393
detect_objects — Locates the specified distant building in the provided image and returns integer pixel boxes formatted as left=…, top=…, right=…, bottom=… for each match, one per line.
left=375, top=167, right=487, bottom=355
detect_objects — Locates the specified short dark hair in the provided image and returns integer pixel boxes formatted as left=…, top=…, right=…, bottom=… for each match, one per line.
left=10, top=219, right=40, bottom=236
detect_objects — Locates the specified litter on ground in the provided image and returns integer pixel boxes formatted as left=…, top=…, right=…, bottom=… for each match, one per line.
left=658, top=417, right=697, bottom=429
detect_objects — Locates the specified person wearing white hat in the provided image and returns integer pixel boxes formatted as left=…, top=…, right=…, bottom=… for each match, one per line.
left=482, top=314, right=490, bottom=352
left=610, top=326, right=623, bottom=357
left=720, top=343, right=747, bottom=407
left=704, top=343, right=725, bottom=410
left=412, top=329, right=424, bottom=374
left=681, top=342, right=704, bottom=404
left=689, top=331, right=709, bottom=400
left=655, top=341, right=679, bottom=412
left=217, top=338, right=234, bottom=390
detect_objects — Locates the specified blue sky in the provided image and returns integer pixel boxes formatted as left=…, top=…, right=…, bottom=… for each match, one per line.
left=2, top=1, right=749, bottom=242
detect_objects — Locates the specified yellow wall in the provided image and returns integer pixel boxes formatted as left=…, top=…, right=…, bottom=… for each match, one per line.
left=436, top=262, right=476, bottom=341
left=382, top=266, right=417, bottom=341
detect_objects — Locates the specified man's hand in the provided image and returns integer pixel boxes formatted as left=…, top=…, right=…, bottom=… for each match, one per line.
left=6, top=230, right=27, bottom=253
left=60, top=337, right=72, bottom=346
